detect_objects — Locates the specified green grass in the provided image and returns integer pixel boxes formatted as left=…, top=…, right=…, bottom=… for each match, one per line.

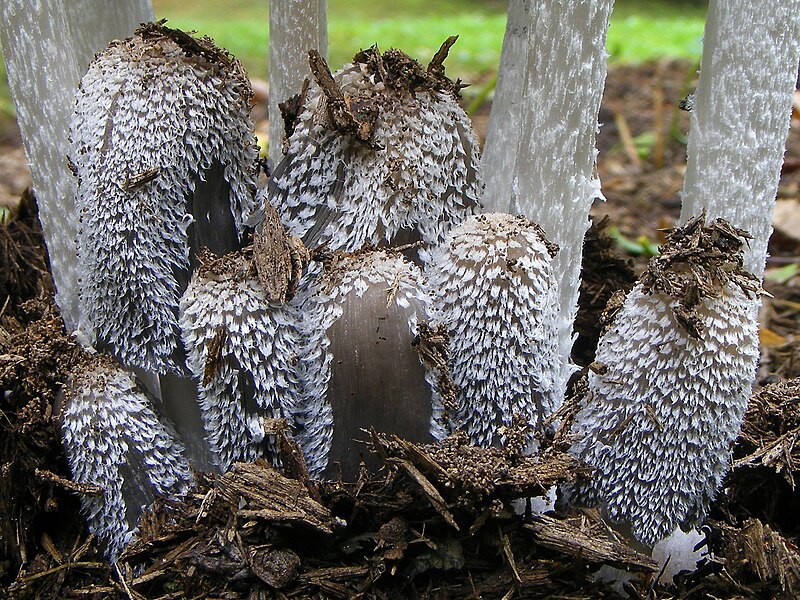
left=152, top=0, right=707, bottom=84
left=0, top=1, right=706, bottom=123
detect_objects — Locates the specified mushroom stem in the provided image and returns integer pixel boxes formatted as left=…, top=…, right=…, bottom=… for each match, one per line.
left=480, top=0, right=531, bottom=208
left=268, top=0, right=328, bottom=168
left=484, top=0, right=615, bottom=406
left=678, top=0, right=800, bottom=278
left=0, top=0, right=153, bottom=333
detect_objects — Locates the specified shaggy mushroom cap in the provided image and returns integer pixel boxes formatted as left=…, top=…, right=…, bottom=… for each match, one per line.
left=424, top=212, right=561, bottom=451
left=59, top=355, right=193, bottom=561
left=179, top=248, right=304, bottom=472
left=71, top=22, right=259, bottom=375
left=569, top=214, right=762, bottom=547
left=268, top=40, right=482, bottom=253
left=295, top=250, right=434, bottom=478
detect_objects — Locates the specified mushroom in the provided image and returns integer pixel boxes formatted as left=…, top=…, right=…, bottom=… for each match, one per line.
left=268, top=0, right=327, bottom=168
left=567, top=215, right=761, bottom=548
left=678, top=1, right=800, bottom=279
left=268, top=41, right=481, bottom=254
left=295, top=250, right=434, bottom=478
left=70, top=21, right=259, bottom=376
left=179, top=246, right=305, bottom=472
left=59, top=355, right=193, bottom=561
left=0, top=0, right=153, bottom=332
left=423, top=213, right=561, bottom=451
left=481, top=0, right=615, bottom=410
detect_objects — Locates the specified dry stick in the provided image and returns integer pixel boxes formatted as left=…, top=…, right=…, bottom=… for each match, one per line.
left=0, top=0, right=153, bottom=333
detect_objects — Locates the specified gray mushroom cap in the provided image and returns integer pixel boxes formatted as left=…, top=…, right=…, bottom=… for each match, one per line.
left=568, top=215, right=762, bottom=547
left=423, top=212, right=561, bottom=451
left=59, top=355, right=193, bottom=561
left=179, top=248, right=304, bottom=472
left=268, top=42, right=482, bottom=254
left=70, top=22, right=259, bottom=375
left=295, top=250, right=435, bottom=479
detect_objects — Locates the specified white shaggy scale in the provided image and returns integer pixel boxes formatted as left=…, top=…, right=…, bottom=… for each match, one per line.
left=570, top=284, right=760, bottom=547
left=180, top=258, right=304, bottom=472
left=60, top=361, right=192, bottom=561
left=71, top=31, right=258, bottom=374
left=424, top=213, right=561, bottom=451
left=270, top=58, right=481, bottom=252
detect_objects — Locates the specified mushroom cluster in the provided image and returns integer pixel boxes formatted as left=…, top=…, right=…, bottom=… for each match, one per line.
left=54, top=9, right=791, bottom=570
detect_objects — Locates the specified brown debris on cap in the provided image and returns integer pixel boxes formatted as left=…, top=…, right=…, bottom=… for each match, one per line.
left=639, top=211, right=762, bottom=338
left=253, top=201, right=310, bottom=303
left=353, top=37, right=467, bottom=97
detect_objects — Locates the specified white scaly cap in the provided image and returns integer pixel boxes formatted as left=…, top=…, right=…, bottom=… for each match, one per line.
left=569, top=214, right=761, bottom=547
left=179, top=248, right=304, bottom=472
left=424, top=212, right=562, bottom=451
left=269, top=41, right=481, bottom=253
left=70, top=22, right=259, bottom=375
left=59, top=356, right=193, bottom=561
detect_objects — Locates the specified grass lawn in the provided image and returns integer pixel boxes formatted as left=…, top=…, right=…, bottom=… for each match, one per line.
left=0, top=1, right=707, bottom=124
left=151, top=0, right=707, bottom=83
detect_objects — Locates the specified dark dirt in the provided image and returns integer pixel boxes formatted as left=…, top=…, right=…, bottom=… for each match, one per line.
left=1, top=60, right=799, bottom=598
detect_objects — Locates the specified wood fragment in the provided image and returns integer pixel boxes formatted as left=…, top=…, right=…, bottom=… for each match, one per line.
left=524, top=515, right=658, bottom=572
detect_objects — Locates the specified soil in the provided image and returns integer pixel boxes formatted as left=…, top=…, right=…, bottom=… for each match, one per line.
left=1, top=60, right=800, bottom=599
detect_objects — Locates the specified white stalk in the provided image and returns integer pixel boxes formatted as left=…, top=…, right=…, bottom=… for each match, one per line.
left=480, top=0, right=530, bottom=208
left=679, top=0, right=800, bottom=278
left=501, top=0, right=615, bottom=404
left=0, top=0, right=153, bottom=333
left=268, top=0, right=327, bottom=168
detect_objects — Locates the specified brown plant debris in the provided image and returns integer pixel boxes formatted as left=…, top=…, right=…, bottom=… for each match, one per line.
left=0, top=189, right=53, bottom=316
left=353, top=38, right=467, bottom=97
left=639, top=211, right=762, bottom=338
left=253, top=201, right=310, bottom=303
left=734, top=376, right=800, bottom=487
left=693, top=519, right=800, bottom=600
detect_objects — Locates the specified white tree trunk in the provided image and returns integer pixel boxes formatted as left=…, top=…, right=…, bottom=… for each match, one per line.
left=481, top=0, right=531, bottom=212
left=506, top=0, right=615, bottom=401
left=0, top=0, right=153, bottom=333
left=268, top=0, right=327, bottom=168
left=679, top=0, right=800, bottom=278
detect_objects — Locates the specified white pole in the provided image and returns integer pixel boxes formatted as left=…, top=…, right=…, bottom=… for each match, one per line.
left=268, top=0, right=327, bottom=168
left=509, top=0, right=615, bottom=403
left=0, top=0, right=153, bottom=333
left=679, top=0, right=800, bottom=278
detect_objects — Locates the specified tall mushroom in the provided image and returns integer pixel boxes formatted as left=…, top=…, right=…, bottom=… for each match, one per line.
left=70, top=23, right=260, bottom=469
left=0, top=0, right=154, bottom=333
left=269, top=42, right=481, bottom=254
left=568, top=0, right=800, bottom=556
left=568, top=215, right=761, bottom=547
left=424, top=212, right=561, bottom=451
left=481, top=0, right=615, bottom=410
left=295, top=250, right=434, bottom=478
left=59, top=355, right=193, bottom=561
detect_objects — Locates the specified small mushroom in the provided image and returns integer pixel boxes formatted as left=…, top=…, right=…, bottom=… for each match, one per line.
left=179, top=247, right=304, bottom=472
left=59, top=355, right=193, bottom=561
left=568, top=214, right=762, bottom=547
left=295, top=250, right=434, bottom=478
left=423, top=213, right=561, bottom=451
left=269, top=41, right=481, bottom=253
left=70, top=21, right=259, bottom=375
